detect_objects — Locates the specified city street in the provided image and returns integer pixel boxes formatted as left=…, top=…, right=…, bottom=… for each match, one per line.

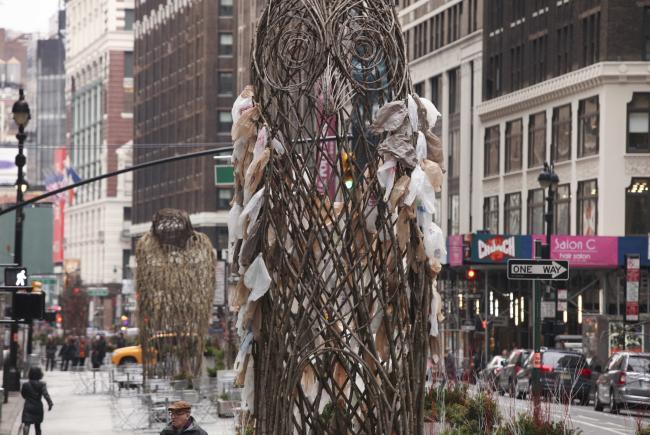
left=3, top=369, right=235, bottom=435
left=496, top=393, right=650, bottom=435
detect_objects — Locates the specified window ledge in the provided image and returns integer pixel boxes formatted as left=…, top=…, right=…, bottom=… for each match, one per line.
left=503, top=170, right=524, bottom=177
left=527, top=164, right=544, bottom=172
left=552, top=159, right=572, bottom=168
left=624, top=152, right=650, bottom=157
left=575, top=154, right=599, bottom=163
left=483, top=174, right=501, bottom=181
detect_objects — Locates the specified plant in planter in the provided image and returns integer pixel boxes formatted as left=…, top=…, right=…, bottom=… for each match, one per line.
left=207, top=367, right=218, bottom=378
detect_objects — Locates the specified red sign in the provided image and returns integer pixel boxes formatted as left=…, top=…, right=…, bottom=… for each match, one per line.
left=448, top=235, right=464, bottom=267
left=626, top=254, right=641, bottom=322
left=551, top=236, right=618, bottom=268
left=52, top=147, right=67, bottom=264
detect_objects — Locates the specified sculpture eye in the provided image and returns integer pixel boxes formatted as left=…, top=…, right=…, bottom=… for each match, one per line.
left=329, top=2, right=407, bottom=97
left=254, top=1, right=327, bottom=93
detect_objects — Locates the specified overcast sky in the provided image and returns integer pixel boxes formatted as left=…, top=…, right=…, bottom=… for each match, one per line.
left=0, top=0, right=60, bottom=36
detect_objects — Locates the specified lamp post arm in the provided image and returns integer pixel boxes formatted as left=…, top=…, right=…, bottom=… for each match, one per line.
left=0, top=147, right=227, bottom=217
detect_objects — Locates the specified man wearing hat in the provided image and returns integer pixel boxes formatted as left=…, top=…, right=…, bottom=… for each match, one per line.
left=160, top=400, right=208, bottom=435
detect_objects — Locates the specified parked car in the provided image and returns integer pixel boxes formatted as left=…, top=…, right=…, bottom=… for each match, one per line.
left=515, top=349, right=592, bottom=405
left=594, top=352, right=650, bottom=413
left=479, top=356, right=507, bottom=390
left=497, top=349, right=531, bottom=397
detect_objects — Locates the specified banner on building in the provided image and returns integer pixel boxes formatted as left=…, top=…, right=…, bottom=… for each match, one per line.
left=551, top=236, right=618, bottom=268
left=626, top=254, right=641, bottom=322
left=470, top=234, right=532, bottom=264
left=447, top=235, right=464, bottom=267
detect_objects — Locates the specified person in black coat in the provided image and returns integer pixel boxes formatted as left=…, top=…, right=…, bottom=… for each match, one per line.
left=44, top=338, right=57, bottom=372
left=21, top=367, right=53, bottom=435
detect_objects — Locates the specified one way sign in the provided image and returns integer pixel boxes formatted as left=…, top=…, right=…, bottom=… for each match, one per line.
left=507, top=259, right=569, bottom=281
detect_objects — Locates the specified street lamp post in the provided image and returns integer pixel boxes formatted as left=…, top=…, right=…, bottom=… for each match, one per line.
left=4, top=89, right=30, bottom=398
left=531, top=161, right=559, bottom=420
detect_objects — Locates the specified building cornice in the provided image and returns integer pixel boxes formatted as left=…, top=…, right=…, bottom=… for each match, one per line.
left=477, top=62, right=650, bottom=122
left=66, top=31, right=133, bottom=75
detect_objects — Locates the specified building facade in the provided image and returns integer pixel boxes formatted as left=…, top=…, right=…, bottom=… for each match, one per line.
left=401, top=0, right=484, bottom=365
left=131, top=0, right=236, bottom=254
left=471, top=0, right=650, bottom=362
left=64, top=0, right=134, bottom=330
left=34, top=34, right=66, bottom=186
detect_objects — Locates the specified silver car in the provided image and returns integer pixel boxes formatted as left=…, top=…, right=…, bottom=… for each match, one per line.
left=594, top=352, right=650, bottom=413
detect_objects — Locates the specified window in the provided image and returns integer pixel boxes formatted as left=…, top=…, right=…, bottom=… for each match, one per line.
left=483, top=196, right=499, bottom=234
left=218, top=111, right=233, bottom=133
left=645, top=7, right=650, bottom=60
left=578, top=96, right=599, bottom=157
left=486, top=53, right=503, bottom=98
left=124, top=9, right=134, bottom=31
left=581, top=12, right=600, bottom=67
left=513, top=0, right=525, bottom=19
left=216, top=188, right=234, bottom=210
left=448, top=68, right=460, bottom=114
left=554, top=184, right=571, bottom=235
left=626, top=178, right=650, bottom=235
left=556, top=24, right=573, bottom=76
left=124, top=51, right=134, bottom=78
left=552, top=105, right=571, bottom=162
left=484, top=126, right=500, bottom=177
left=510, top=44, right=524, bottom=91
left=531, top=35, right=547, bottom=84
left=505, top=119, right=522, bottom=172
left=219, top=33, right=233, bottom=56
left=449, top=194, right=460, bottom=235
left=218, top=72, right=234, bottom=96
left=527, top=188, right=544, bottom=234
left=627, top=93, right=650, bottom=153
left=468, top=0, right=478, bottom=33
left=219, top=0, right=234, bottom=16
left=430, top=75, right=442, bottom=136
left=123, top=207, right=132, bottom=221
left=449, top=127, right=460, bottom=179
left=504, top=193, right=521, bottom=235
left=577, top=180, right=597, bottom=235
left=414, top=82, right=424, bottom=97
left=528, top=112, right=546, bottom=168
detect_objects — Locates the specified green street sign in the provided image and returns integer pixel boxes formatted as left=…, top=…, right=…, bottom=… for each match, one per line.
left=87, top=287, right=109, bottom=297
left=215, top=165, right=234, bottom=186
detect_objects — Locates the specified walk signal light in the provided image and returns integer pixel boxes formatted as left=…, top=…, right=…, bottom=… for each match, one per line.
left=31, top=281, right=42, bottom=293
left=482, top=320, right=487, bottom=330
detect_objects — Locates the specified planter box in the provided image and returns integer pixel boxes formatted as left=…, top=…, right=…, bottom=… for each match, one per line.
left=217, top=399, right=239, bottom=418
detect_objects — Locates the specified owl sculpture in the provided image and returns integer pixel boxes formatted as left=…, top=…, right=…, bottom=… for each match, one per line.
left=136, top=209, right=216, bottom=381
left=228, top=1, right=446, bottom=433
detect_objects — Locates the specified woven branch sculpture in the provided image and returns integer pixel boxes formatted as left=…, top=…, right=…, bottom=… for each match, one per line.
left=136, top=209, right=216, bottom=381
left=228, top=1, right=446, bottom=433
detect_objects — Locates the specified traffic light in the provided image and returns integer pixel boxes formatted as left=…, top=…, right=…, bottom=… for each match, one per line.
left=466, top=268, right=478, bottom=291
left=341, top=151, right=354, bottom=189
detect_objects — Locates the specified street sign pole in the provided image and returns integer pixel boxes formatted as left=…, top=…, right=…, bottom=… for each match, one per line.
left=532, top=240, right=542, bottom=423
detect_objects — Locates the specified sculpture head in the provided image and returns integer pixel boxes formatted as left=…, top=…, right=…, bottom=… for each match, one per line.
left=152, top=208, right=193, bottom=247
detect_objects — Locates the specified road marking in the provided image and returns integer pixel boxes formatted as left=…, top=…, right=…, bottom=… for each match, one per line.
left=569, top=418, right=629, bottom=435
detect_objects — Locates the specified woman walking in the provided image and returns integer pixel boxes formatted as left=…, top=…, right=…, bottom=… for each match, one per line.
left=21, top=367, right=53, bottom=435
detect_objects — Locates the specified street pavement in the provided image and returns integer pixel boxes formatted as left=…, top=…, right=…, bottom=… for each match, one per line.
left=2, top=369, right=235, bottom=435
left=496, top=392, right=650, bottom=435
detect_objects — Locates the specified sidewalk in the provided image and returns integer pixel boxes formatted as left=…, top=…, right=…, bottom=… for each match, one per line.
left=0, top=391, right=24, bottom=435
left=3, top=369, right=235, bottom=435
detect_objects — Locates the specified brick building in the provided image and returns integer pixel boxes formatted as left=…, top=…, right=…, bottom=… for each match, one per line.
left=64, top=0, right=134, bottom=330
left=131, top=0, right=237, bottom=253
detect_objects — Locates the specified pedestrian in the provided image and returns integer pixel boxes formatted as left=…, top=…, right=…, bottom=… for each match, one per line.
left=78, top=337, right=87, bottom=369
left=160, top=401, right=208, bottom=435
left=91, top=335, right=107, bottom=369
left=71, top=337, right=80, bottom=370
left=116, top=332, right=126, bottom=349
left=20, top=367, right=53, bottom=435
left=58, top=338, right=69, bottom=371
left=45, top=338, right=57, bottom=372
left=445, top=351, right=457, bottom=383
